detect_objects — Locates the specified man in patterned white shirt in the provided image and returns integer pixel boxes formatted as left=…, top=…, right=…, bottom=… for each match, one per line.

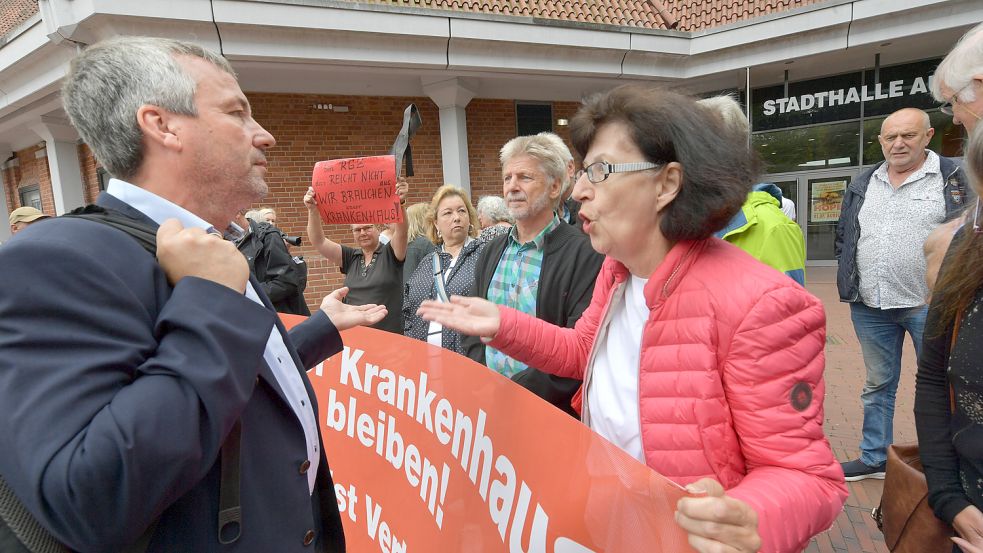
left=835, top=107, right=968, bottom=481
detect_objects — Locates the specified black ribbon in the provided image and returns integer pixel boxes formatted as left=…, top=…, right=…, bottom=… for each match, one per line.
left=388, top=104, right=422, bottom=178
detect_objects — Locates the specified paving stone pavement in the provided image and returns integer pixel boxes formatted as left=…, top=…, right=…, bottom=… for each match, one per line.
left=803, top=266, right=919, bottom=553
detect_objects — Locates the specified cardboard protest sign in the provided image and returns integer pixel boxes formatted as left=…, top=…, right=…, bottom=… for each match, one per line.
left=281, top=316, right=696, bottom=553
left=809, top=179, right=846, bottom=223
left=311, top=155, right=402, bottom=225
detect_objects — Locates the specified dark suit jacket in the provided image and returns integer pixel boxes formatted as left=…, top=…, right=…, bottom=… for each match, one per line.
left=0, top=193, right=345, bottom=552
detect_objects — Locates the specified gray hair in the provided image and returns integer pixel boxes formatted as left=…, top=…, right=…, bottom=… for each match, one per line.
left=535, top=132, right=575, bottom=197
left=61, top=36, right=235, bottom=180
left=476, top=195, right=513, bottom=225
left=244, top=209, right=263, bottom=223
left=697, top=95, right=750, bottom=138
left=932, top=22, right=983, bottom=103
left=500, top=133, right=571, bottom=207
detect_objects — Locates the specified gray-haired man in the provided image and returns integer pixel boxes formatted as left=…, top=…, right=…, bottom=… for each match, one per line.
left=0, top=36, right=384, bottom=552
left=463, top=133, right=603, bottom=416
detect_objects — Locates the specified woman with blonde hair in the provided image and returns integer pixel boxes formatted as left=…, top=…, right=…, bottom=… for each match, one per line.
left=403, top=202, right=435, bottom=284
left=402, top=186, right=483, bottom=354
left=916, top=123, right=983, bottom=553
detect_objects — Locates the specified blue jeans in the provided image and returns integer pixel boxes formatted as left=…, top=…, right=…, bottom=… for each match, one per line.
left=850, top=302, right=928, bottom=466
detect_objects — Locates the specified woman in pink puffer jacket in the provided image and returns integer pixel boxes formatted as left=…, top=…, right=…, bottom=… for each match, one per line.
left=419, top=86, right=847, bottom=553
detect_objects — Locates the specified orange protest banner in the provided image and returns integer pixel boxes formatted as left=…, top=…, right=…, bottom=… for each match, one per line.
left=311, top=155, right=403, bottom=225
left=281, top=316, right=696, bottom=553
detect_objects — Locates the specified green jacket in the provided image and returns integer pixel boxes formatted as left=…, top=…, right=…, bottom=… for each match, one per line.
left=715, top=183, right=806, bottom=285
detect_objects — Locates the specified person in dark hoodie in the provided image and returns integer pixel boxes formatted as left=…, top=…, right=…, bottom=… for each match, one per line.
left=234, top=210, right=310, bottom=315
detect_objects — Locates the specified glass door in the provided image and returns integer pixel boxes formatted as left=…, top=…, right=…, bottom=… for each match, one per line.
left=763, top=169, right=858, bottom=265
left=805, top=175, right=850, bottom=262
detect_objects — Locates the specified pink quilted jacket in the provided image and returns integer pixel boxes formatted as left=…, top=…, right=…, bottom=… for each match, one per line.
left=490, top=238, right=848, bottom=553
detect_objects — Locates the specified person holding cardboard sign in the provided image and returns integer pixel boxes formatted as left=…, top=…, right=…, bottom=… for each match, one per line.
left=305, top=178, right=409, bottom=333
left=418, top=86, right=847, bottom=553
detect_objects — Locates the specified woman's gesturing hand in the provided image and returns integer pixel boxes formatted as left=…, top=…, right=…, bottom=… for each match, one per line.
left=675, top=478, right=762, bottom=553
left=953, top=505, right=983, bottom=553
left=417, top=295, right=501, bottom=339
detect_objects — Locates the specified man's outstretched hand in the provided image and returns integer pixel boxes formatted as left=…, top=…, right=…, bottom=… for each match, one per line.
left=319, top=287, right=387, bottom=331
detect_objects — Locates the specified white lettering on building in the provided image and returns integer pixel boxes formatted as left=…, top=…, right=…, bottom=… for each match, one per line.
left=760, top=78, right=932, bottom=116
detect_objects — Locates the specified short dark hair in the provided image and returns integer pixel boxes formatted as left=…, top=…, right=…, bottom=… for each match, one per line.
left=570, top=85, right=761, bottom=241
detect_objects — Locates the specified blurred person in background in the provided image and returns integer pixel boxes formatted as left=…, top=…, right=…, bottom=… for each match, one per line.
left=699, top=95, right=806, bottom=286
left=419, top=85, right=847, bottom=553
left=476, top=195, right=512, bottom=243
left=234, top=209, right=309, bottom=315
left=8, top=206, right=49, bottom=235
left=258, top=207, right=277, bottom=225
left=403, top=201, right=436, bottom=284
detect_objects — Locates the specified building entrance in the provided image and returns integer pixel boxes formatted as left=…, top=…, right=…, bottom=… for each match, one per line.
left=766, top=169, right=858, bottom=266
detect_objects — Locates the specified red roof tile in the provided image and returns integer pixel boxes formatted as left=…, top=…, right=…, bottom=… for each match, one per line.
left=0, top=0, right=38, bottom=39
left=344, top=0, right=831, bottom=31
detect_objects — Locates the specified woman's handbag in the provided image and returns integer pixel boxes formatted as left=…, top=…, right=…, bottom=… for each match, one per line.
left=871, top=313, right=962, bottom=552
left=871, top=443, right=954, bottom=552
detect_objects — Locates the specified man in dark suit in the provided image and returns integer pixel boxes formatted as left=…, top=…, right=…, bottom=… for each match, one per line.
left=0, top=36, right=385, bottom=552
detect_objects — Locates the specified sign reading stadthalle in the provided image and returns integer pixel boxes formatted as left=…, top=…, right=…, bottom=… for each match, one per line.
left=311, top=154, right=403, bottom=225
left=279, top=316, right=698, bottom=553
left=761, top=76, right=934, bottom=116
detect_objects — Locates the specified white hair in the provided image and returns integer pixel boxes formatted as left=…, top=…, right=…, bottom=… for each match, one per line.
left=476, top=195, right=513, bottom=224
left=932, top=22, right=983, bottom=103
left=697, top=95, right=750, bottom=138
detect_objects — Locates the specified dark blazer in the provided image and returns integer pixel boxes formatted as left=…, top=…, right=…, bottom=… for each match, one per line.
left=462, top=222, right=603, bottom=417
left=0, top=193, right=345, bottom=553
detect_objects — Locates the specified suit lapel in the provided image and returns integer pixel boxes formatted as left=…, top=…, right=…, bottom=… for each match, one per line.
left=97, top=191, right=301, bottom=411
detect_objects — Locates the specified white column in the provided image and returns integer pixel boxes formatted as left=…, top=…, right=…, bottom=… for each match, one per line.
left=423, top=77, right=479, bottom=196
left=0, top=144, right=12, bottom=243
left=30, top=116, right=85, bottom=215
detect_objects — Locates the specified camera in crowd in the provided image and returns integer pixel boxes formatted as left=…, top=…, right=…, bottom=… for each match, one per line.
left=283, top=235, right=302, bottom=247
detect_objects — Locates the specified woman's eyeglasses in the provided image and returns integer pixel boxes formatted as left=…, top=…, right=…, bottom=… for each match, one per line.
left=575, top=161, right=662, bottom=184
left=974, top=197, right=983, bottom=235
left=940, top=81, right=974, bottom=116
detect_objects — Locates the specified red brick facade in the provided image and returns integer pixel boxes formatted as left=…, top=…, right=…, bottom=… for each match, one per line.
left=14, top=93, right=572, bottom=311
left=2, top=144, right=55, bottom=217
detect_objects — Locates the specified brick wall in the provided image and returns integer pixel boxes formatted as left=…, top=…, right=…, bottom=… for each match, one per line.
left=2, top=144, right=54, bottom=216
left=79, top=143, right=103, bottom=204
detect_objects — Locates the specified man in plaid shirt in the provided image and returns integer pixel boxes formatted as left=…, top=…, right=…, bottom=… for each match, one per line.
left=463, top=133, right=603, bottom=417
